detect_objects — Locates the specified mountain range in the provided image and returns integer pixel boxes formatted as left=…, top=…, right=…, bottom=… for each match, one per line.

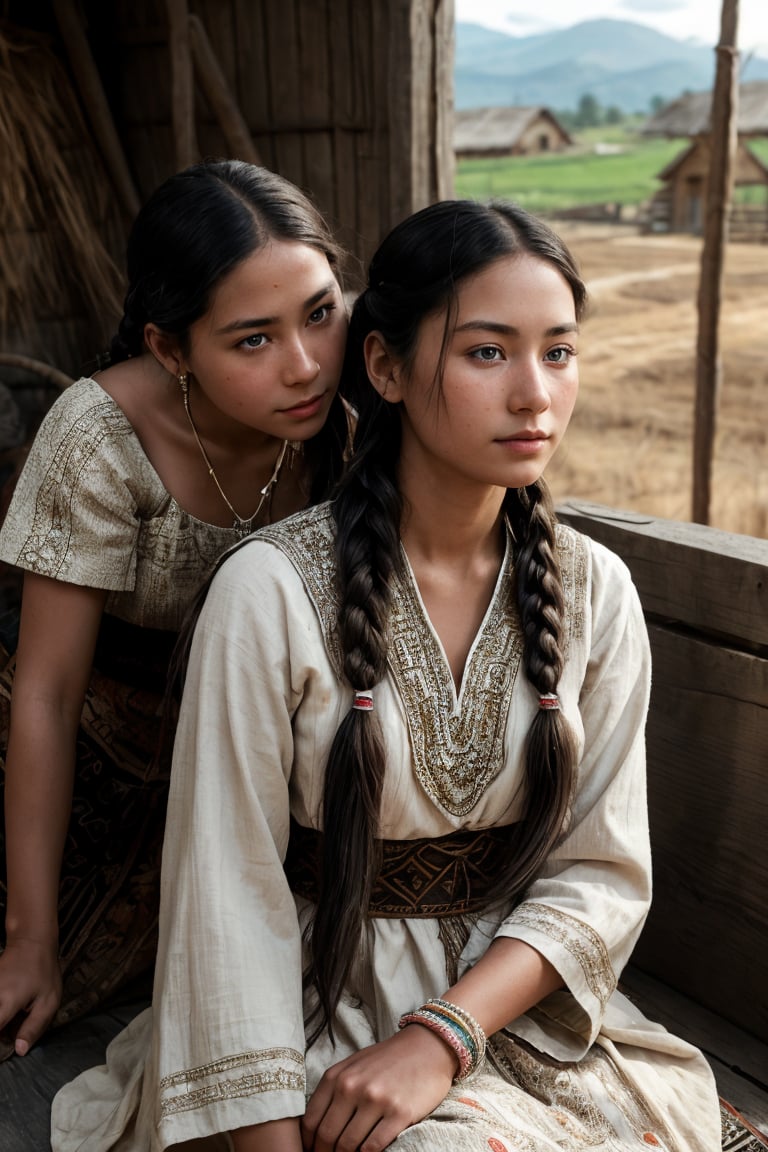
left=455, top=19, right=768, bottom=114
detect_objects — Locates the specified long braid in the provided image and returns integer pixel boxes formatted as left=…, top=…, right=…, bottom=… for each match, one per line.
left=485, top=481, right=576, bottom=903
left=306, top=395, right=402, bottom=1043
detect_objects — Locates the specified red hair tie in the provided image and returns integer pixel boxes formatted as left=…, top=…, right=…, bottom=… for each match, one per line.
left=538, top=693, right=560, bottom=711
left=352, top=690, right=374, bottom=712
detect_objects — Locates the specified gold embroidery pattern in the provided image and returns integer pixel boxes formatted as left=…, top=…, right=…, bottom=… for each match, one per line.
left=555, top=523, right=588, bottom=649
left=159, top=1047, right=305, bottom=1118
left=16, top=397, right=130, bottom=577
left=257, top=504, right=343, bottom=675
left=510, top=902, right=615, bottom=1008
left=387, top=538, right=522, bottom=815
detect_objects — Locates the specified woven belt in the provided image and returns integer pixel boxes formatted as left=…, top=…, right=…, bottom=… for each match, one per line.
left=284, top=818, right=519, bottom=919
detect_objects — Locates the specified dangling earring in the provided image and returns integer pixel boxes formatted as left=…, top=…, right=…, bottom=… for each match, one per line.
left=178, top=371, right=189, bottom=394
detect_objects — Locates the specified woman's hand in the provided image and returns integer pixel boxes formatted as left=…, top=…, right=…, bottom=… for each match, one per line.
left=0, top=936, right=62, bottom=1055
left=301, top=1024, right=457, bottom=1152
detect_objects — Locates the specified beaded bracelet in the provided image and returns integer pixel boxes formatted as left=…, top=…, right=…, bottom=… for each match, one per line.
left=398, top=998, right=486, bottom=1082
left=424, top=998, right=486, bottom=1068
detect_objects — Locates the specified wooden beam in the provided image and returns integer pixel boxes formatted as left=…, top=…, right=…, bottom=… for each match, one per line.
left=166, top=0, right=199, bottom=170
left=189, top=14, right=261, bottom=165
left=692, top=0, right=739, bottom=524
left=557, top=501, right=768, bottom=649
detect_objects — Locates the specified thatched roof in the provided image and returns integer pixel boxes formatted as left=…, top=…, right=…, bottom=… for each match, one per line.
left=643, top=81, right=768, bottom=137
left=454, top=106, right=572, bottom=153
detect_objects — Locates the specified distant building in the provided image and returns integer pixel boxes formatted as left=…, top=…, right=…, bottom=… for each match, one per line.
left=643, top=82, right=768, bottom=239
left=454, top=107, right=572, bottom=160
left=642, top=81, right=768, bottom=140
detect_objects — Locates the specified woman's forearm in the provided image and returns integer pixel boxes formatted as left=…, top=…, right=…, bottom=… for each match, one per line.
left=231, top=1116, right=303, bottom=1152
left=443, top=936, right=564, bottom=1038
left=3, top=705, right=78, bottom=942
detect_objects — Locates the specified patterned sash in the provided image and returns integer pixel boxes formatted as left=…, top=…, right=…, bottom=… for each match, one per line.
left=285, top=818, right=519, bottom=918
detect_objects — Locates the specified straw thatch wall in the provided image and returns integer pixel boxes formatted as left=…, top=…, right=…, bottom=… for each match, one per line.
left=0, top=20, right=126, bottom=388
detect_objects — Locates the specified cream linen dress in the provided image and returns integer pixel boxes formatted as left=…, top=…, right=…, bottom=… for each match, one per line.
left=51, top=503, right=722, bottom=1152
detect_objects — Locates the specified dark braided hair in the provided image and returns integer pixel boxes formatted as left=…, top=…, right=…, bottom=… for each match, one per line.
left=110, top=158, right=349, bottom=493
left=307, top=200, right=587, bottom=1040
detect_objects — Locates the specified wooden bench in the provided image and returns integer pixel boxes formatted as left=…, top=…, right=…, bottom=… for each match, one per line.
left=558, top=501, right=768, bottom=1138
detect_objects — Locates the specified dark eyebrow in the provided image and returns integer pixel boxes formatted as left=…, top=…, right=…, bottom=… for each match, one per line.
left=214, top=282, right=338, bottom=336
left=454, top=321, right=579, bottom=337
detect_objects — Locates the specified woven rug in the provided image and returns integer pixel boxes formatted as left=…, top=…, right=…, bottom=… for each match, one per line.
left=721, top=1099, right=768, bottom=1151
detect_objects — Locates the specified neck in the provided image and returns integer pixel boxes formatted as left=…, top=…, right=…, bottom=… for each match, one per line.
left=399, top=478, right=507, bottom=568
left=181, top=372, right=278, bottom=455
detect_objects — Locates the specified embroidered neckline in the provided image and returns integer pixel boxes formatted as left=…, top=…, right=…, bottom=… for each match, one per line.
left=387, top=532, right=522, bottom=815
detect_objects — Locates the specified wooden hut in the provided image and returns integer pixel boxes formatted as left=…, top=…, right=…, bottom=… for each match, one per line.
left=643, top=81, right=768, bottom=239
left=454, top=106, right=572, bottom=160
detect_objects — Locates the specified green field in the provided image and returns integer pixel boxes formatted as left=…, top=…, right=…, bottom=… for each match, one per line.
left=455, top=132, right=688, bottom=214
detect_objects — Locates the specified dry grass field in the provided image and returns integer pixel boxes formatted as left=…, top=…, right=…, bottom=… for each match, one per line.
left=545, top=224, right=768, bottom=539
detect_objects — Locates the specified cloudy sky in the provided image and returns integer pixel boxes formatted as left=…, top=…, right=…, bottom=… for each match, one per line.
left=454, top=0, right=768, bottom=56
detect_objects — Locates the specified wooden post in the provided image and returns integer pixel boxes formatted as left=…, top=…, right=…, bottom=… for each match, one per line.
left=51, top=0, right=141, bottom=220
left=166, top=0, right=199, bottom=170
left=692, top=0, right=739, bottom=524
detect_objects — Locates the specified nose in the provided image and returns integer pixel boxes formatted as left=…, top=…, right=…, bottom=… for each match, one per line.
left=508, top=356, right=551, bottom=413
left=284, top=336, right=320, bottom=386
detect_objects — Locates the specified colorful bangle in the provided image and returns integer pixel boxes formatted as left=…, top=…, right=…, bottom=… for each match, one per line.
left=424, top=998, right=486, bottom=1069
left=398, top=1010, right=473, bottom=1080
left=398, top=998, right=486, bottom=1082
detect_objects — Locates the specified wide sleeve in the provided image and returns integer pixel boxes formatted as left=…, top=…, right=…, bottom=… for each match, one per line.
left=492, top=538, right=652, bottom=1059
left=149, top=539, right=320, bottom=1147
left=0, top=380, right=150, bottom=589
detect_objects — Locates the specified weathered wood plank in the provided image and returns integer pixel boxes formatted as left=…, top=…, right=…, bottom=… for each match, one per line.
left=621, top=966, right=768, bottom=1135
left=262, top=0, right=303, bottom=187
left=328, top=0, right=360, bottom=266
left=434, top=0, right=456, bottom=200
left=297, top=0, right=334, bottom=213
left=232, top=0, right=275, bottom=169
left=635, top=625, right=768, bottom=1042
left=557, top=500, right=768, bottom=648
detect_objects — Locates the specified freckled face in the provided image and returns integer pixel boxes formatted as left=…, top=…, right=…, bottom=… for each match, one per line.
left=393, top=254, right=580, bottom=493
left=184, top=240, right=347, bottom=440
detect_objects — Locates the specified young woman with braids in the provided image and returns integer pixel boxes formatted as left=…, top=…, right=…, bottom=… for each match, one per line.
left=52, top=200, right=720, bottom=1152
left=0, top=159, right=349, bottom=1137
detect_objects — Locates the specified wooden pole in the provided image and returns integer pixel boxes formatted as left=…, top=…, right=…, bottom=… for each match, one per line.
left=189, top=15, right=261, bottom=165
left=166, top=0, right=199, bottom=170
left=51, top=0, right=141, bottom=220
left=692, top=0, right=739, bottom=525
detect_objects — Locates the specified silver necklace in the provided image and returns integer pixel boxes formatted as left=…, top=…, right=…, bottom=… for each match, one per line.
left=180, top=373, right=290, bottom=538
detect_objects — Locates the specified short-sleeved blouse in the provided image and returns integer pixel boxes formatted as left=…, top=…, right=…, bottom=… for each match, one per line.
left=0, top=376, right=240, bottom=630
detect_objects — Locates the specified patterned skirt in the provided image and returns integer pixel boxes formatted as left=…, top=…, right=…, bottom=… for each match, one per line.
left=0, top=613, right=177, bottom=1028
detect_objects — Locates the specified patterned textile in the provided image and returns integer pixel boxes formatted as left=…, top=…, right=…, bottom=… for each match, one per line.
left=720, top=1100, right=768, bottom=1151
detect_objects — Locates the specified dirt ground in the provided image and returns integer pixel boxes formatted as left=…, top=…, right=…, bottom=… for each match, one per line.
left=544, top=224, right=768, bottom=539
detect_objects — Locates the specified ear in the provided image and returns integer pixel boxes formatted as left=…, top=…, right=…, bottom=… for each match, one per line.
left=364, top=331, right=405, bottom=403
left=143, top=323, right=185, bottom=378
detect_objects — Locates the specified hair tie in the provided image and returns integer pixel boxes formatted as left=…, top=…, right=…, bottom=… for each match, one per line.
left=352, top=690, right=374, bottom=712
left=538, top=693, right=560, bottom=711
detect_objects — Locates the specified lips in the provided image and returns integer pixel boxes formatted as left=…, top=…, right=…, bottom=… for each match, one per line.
left=497, top=430, right=549, bottom=442
left=280, top=392, right=326, bottom=416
